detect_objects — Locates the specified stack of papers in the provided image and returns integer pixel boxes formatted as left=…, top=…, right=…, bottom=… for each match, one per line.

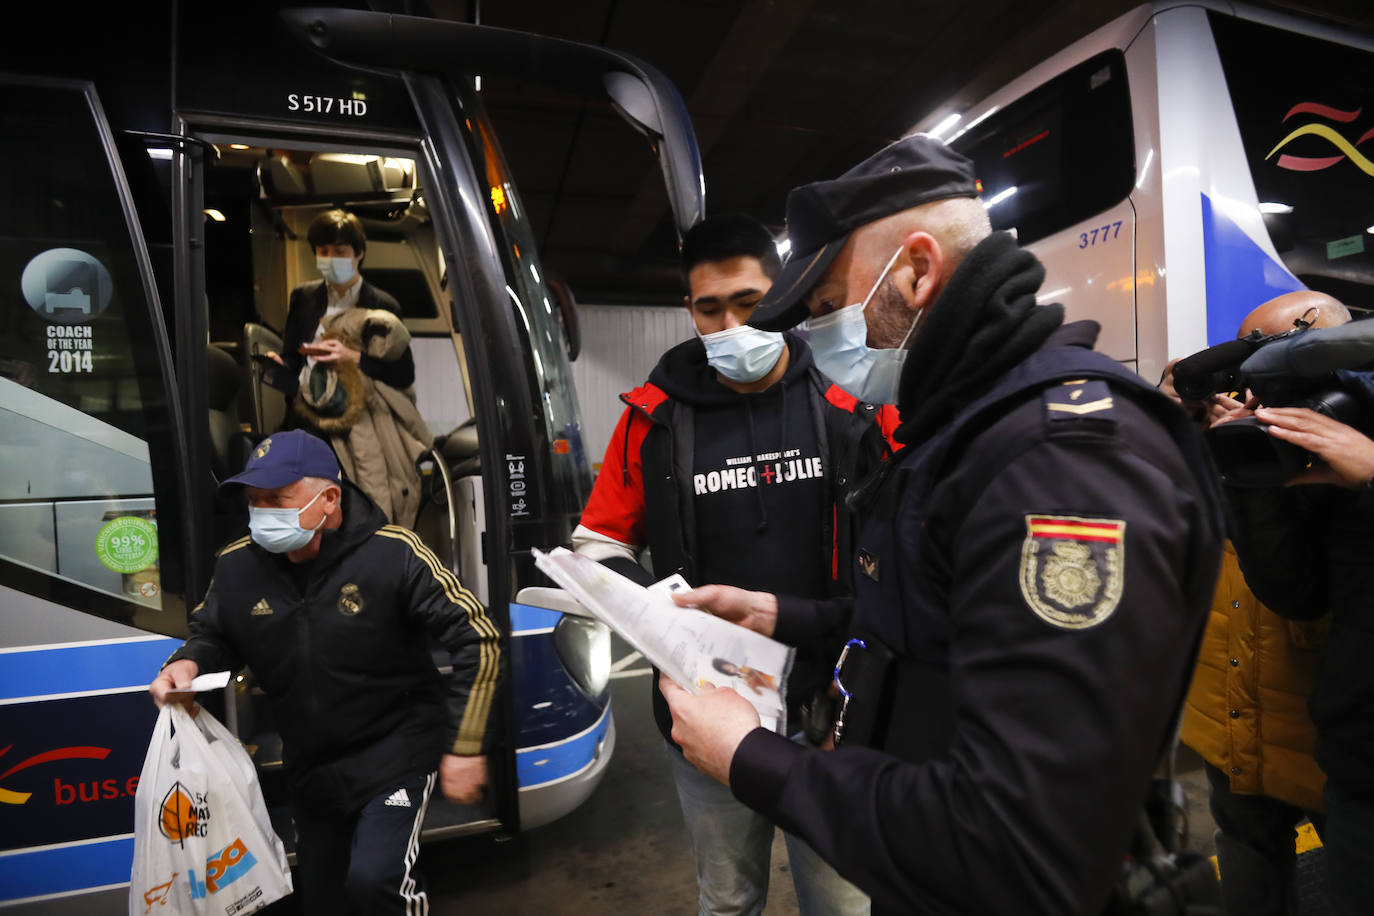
left=532, top=547, right=794, bottom=733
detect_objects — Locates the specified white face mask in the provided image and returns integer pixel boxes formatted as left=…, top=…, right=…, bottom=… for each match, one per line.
left=316, top=256, right=356, bottom=286
left=248, top=488, right=327, bottom=553
left=807, top=246, right=922, bottom=405
left=699, top=324, right=787, bottom=384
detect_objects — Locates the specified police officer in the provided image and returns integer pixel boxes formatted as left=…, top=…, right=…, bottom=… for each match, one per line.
left=661, top=136, right=1225, bottom=915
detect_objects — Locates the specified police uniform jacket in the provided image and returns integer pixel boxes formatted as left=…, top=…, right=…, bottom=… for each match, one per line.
left=729, top=233, right=1225, bottom=916
left=169, top=481, right=501, bottom=812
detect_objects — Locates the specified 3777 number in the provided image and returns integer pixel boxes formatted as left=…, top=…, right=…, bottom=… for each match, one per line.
left=1079, top=221, right=1123, bottom=248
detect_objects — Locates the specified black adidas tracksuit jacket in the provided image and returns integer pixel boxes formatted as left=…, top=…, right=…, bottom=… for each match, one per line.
left=169, top=481, right=500, bottom=813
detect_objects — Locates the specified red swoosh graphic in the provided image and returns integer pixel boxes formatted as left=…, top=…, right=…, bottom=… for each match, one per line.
left=1283, top=102, right=1362, bottom=123
left=1278, top=154, right=1346, bottom=171
left=0, top=746, right=110, bottom=780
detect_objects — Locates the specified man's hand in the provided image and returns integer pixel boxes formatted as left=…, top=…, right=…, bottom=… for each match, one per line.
left=672, top=585, right=778, bottom=638
left=302, top=338, right=361, bottom=365
left=264, top=350, right=284, bottom=366
left=149, top=659, right=199, bottom=709
left=440, top=754, right=487, bottom=804
left=660, top=678, right=760, bottom=785
left=1257, top=407, right=1374, bottom=488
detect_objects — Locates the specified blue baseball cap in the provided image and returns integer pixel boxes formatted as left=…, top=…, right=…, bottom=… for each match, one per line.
left=223, top=430, right=341, bottom=491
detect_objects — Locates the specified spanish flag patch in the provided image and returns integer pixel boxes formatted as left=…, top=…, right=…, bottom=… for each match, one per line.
left=1019, top=515, right=1126, bottom=629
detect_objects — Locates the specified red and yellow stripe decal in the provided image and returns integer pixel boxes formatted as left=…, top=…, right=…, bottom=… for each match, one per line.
left=1026, top=516, right=1124, bottom=544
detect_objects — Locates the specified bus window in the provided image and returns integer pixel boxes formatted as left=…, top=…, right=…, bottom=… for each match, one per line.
left=0, top=79, right=183, bottom=633
left=1209, top=12, right=1374, bottom=313
left=951, top=50, right=1135, bottom=246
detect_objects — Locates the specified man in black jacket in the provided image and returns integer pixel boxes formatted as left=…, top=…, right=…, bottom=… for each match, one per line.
left=573, top=214, right=886, bottom=915
left=1217, top=348, right=1374, bottom=916
left=151, top=429, right=499, bottom=915
left=662, top=137, right=1225, bottom=915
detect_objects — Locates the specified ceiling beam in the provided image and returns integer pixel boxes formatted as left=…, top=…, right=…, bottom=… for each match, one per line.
left=610, top=0, right=819, bottom=253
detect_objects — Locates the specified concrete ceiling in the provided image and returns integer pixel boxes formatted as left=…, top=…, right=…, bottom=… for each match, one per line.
left=427, top=0, right=1374, bottom=304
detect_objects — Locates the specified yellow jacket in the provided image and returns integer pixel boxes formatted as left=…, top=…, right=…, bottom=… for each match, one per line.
left=1180, top=542, right=1328, bottom=813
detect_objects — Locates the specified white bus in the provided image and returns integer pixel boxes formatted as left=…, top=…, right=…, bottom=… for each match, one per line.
left=919, top=1, right=1373, bottom=378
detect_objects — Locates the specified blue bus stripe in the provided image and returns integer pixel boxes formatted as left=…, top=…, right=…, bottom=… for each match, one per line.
left=0, top=639, right=180, bottom=701
left=0, top=835, right=133, bottom=900
left=517, top=706, right=610, bottom=789
left=509, top=601, right=563, bottom=634
left=1200, top=192, right=1305, bottom=346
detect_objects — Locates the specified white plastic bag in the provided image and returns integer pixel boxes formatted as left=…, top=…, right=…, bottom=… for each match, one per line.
left=129, top=704, right=292, bottom=915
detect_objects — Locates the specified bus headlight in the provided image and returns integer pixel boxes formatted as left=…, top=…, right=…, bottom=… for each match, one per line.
left=553, top=616, right=611, bottom=698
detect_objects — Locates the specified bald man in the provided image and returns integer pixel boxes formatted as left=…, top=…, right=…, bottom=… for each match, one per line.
left=1169, top=291, right=1347, bottom=916
left=1211, top=292, right=1374, bottom=916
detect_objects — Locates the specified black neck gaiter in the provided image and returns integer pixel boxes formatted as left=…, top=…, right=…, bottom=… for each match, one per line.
left=895, top=231, right=1065, bottom=446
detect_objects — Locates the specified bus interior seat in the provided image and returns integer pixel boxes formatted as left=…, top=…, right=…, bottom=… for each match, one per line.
left=207, top=343, right=250, bottom=480
left=243, top=322, right=287, bottom=434
left=208, top=344, right=252, bottom=549
left=437, top=418, right=481, bottom=478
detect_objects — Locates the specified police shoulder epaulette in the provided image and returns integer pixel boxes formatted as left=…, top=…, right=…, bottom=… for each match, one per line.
left=1043, top=378, right=1116, bottom=426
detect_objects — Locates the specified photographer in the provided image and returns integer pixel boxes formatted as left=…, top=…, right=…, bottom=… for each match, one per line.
left=1200, top=292, right=1374, bottom=916
left=1167, top=291, right=1346, bottom=915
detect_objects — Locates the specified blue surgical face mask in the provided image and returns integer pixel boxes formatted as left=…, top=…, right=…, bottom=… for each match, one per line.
left=316, top=256, right=356, bottom=286
left=807, top=247, right=921, bottom=405
left=699, top=324, right=787, bottom=384
left=248, top=487, right=328, bottom=553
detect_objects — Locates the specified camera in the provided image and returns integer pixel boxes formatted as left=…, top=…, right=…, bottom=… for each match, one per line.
left=1172, top=320, right=1374, bottom=487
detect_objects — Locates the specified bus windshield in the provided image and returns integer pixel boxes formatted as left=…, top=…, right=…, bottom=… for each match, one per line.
left=463, top=95, right=592, bottom=519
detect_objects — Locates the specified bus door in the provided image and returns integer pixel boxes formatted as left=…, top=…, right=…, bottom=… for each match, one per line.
left=0, top=76, right=196, bottom=907
left=271, top=6, right=707, bottom=831
left=184, top=128, right=512, bottom=839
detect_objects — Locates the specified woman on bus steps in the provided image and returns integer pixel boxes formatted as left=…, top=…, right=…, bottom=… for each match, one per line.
left=266, top=208, right=430, bottom=526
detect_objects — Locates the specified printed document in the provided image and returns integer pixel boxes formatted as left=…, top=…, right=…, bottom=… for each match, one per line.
left=532, top=547, right=794, bottom=733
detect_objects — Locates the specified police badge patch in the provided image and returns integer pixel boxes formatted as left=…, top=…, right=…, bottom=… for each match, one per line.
left=338, top=583, right=364, bottom=617
left=1019, top=515, right=1125, bottom=629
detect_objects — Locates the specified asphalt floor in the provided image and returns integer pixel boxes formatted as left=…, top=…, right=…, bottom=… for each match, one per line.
left=272, top=633, right=1332, bottom=914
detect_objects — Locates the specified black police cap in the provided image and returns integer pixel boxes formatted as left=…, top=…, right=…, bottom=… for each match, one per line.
left=748, top=135, right=979, bottom=331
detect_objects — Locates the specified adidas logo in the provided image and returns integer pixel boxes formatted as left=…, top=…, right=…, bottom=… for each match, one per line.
left=250, top=599, right=274, bottom=616
left=384, top=788, right=411, bottom=808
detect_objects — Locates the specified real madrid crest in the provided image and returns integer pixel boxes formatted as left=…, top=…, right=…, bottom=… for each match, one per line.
left=338, top=583, right=363, bottom=617
left=1018, top=515, right=1125, bottom=629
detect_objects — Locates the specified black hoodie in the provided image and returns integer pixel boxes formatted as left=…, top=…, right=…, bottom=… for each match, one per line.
left=577, top=332, right=890, bottom=741
left=170, top=481, right=501, bottom=812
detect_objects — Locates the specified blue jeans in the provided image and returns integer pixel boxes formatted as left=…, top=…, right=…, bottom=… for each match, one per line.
left=1205, top=762, right=1320, bottom=916
left=666, top=741, right=869, bottom=916
left=1323, top=780, right=1374, bottom=916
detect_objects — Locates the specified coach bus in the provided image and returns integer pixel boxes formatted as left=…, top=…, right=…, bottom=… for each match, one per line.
left=0, top=1, right=704, bottom=908
left=913, top=1, right=1372, bottom=380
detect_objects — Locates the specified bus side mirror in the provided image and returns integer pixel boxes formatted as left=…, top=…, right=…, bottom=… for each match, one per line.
left=604, top=72, right=662, bottom=139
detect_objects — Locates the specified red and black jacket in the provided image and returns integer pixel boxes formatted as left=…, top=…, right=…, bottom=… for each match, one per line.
left=575, top=333, right=895, bottom=742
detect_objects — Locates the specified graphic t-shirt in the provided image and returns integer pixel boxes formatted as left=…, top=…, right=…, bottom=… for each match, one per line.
left=692, top=385, right=828, bottom=602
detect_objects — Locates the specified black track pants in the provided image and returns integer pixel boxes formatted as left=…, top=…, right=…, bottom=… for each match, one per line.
left=292, top=771, right=436, bottom=916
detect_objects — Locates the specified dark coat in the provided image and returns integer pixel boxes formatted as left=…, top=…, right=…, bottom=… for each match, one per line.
left=280, top=278, right=415, bottom=394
